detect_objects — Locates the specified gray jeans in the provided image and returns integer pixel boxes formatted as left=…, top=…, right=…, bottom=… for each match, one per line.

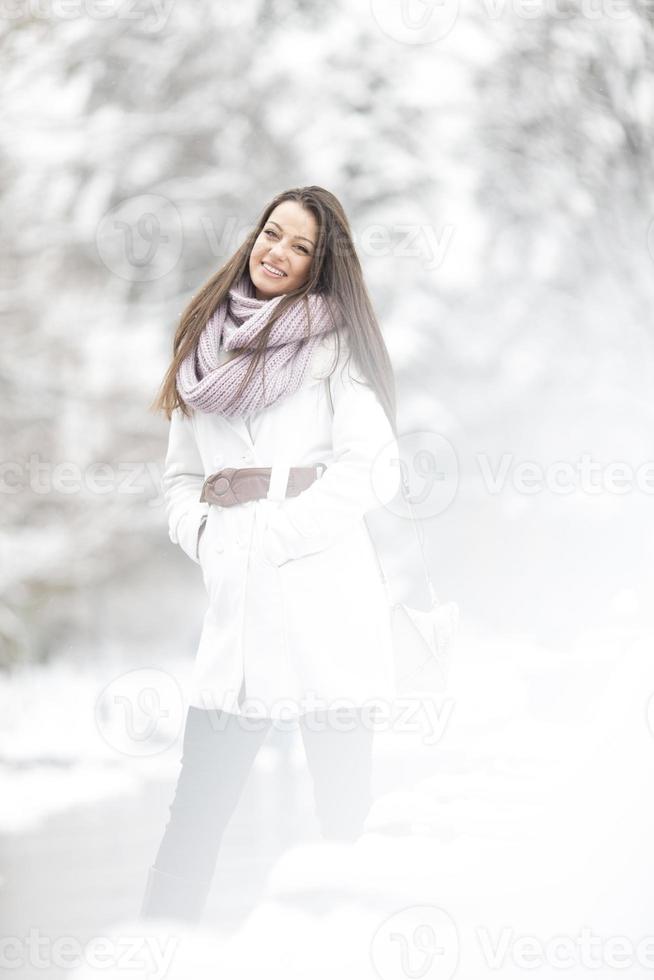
left=153, top=705, right=374, bottom=884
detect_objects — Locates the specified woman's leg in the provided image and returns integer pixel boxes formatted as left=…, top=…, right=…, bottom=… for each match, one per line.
left=140, top=705, right=271, bottom=921
left=298, top=707, right=374, bottom=841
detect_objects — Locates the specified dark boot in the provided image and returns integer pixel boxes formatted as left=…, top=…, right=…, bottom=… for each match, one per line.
left=138, top=865, right=212, bottom=924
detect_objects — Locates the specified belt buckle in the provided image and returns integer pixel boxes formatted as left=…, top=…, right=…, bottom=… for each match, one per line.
left=200, top=468, right=237, bottom=506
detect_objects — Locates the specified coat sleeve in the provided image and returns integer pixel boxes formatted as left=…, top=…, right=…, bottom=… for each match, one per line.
left=260, top=352, right=401, bottom=566
left=162, top=406, right=210, bottom=565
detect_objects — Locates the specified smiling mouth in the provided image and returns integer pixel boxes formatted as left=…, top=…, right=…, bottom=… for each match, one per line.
left=261, top=261, right=287, bottom=278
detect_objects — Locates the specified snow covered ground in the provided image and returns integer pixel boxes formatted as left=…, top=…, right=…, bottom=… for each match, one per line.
left=2, top=624, right=653, bottom=979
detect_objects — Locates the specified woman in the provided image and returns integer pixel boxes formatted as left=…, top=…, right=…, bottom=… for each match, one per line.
left=140, top=185, right=402, bottom=924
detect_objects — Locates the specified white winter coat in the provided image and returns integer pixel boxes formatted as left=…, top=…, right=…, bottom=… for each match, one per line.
left=162, top=331, right=401, bottom=719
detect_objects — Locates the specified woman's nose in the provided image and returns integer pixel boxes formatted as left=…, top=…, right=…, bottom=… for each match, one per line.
left=268, top=242, right=287, bottom=262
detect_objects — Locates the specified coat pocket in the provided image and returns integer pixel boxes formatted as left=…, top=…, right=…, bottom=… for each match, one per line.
left=254, top=498, right=290, bottom=568
left=198, top=506, right=226, bottom=600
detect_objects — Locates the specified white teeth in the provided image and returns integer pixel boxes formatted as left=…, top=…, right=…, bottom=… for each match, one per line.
left=262, top=262, right=285, bottom=277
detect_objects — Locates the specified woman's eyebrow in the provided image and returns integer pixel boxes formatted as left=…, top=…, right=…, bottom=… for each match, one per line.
left=267, top=220, right=315, bottom=246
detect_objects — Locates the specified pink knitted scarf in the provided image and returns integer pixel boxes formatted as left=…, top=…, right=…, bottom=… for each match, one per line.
left=176, top=273, right=337, bottom=417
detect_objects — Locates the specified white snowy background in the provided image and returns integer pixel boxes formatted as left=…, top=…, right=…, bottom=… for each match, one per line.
left=1, top=1, right=653, bottom=978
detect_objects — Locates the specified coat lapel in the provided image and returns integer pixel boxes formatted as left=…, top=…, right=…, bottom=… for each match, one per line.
left=227, top=414, right=255, bottom=451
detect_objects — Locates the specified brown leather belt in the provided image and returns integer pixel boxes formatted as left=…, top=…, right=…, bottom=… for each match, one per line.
left=199, top=463, right=327, bottom=507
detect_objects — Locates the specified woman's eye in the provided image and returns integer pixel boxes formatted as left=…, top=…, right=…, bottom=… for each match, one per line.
left=263, top=229, right=309, bottom=256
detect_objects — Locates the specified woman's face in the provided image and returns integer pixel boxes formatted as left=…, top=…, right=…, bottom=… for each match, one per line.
left=248, top=200, right=318, bottom=300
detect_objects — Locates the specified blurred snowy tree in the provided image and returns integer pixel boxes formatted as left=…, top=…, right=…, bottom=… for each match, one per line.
left=0, top=0, right=460, bottom=662
left=1, top=2, right=651, bottom=662
left=443, top=5, right=654, bottom=443
left=475, top=7, right=654, bottom=279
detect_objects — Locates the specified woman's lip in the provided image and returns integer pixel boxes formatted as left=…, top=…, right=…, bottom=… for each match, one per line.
left=261, top=261, right=287, bottom=278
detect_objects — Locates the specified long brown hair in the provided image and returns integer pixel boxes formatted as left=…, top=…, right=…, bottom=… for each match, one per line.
left=150, top=185, right=397, bottom=434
